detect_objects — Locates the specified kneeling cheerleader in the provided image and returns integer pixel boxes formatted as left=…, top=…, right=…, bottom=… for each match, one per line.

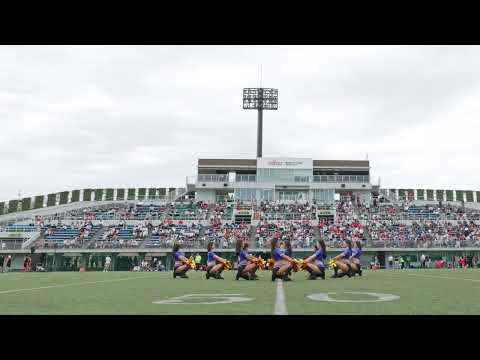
left=206, top=241, right=230, bottom=280
left=330, top=239, right=353, bottom=278
left=349, top=240, right=363, bottom=276
left=172, top=244, right=195, bottom=279
left=271, top=239, right=294, bottom=282
left=235, top=240, right=260, bottom=280
left=284, top=240, right=294, bottom=277
left=304, top=240, right=327, bottom=280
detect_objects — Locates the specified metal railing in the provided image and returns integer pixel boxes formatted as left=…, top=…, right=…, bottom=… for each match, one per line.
left=358, top=212, right=480, bottom=222
left=294, top=176, right=310, bottom=183
left=313, top=175, right=370, bottom=183
left=235, top=174, right=257, bottom=182
left=197, top=174, right=229, bottom=183
left=256, top=213, right=317, bottom=221
left=194, top=174, right=370, bottom=184
left=0, top=239, right=25, bottom=250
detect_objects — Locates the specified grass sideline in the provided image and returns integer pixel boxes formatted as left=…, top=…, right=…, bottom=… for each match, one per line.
left=0, top=269, right=479, bottom=315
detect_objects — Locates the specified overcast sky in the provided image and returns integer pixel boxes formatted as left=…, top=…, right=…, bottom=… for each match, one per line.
left=1, top=45, right=480, bottom=201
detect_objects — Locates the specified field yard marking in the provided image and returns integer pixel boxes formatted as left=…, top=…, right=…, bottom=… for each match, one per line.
left=274, top=279, right=288, bottom=315
left=0, top=274, right=59, bottom=281
left=153, top=293, right=252, bottom=305
left=0, top=275, right=157, bottom=295
left=307, top=292, right=400, bottom=303
left=406, top=273, right=480, bottom=282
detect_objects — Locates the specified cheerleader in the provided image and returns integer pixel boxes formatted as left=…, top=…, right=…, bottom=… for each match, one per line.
left=206, top=241, right=228, bottom=279
left=172, top=244, right=191, bottom=279
left=331, top=239, right=353, bottom=278
left=284, top=240, right=293, bottom=277
left=235, top=240, right=258, bottom=280
left=271, top=239, right=294, bottom=281
left=349, top=240, right=362, bottom=276
left=304, top=240, right=327, bottom=280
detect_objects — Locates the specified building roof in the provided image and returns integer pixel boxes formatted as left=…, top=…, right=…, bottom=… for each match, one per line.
left=198, top=158, right=369, bottom=169
left=198, top=159, right=257, bottom=167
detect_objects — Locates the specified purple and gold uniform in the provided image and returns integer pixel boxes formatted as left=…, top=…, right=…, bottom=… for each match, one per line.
left=174, top=250, right=184, bottom=269
left=314, top=248, right=327, bottom=268
left=351, top=248, right=362, bottom=264
left=207, top=250, right=217, bottom=268
left=238, top=249, right=248, bottom=267
left=272, top=248, right=284, bottom=269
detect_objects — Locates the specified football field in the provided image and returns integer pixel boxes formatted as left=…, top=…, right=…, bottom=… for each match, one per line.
left=0, top=269, right=479, bottom=315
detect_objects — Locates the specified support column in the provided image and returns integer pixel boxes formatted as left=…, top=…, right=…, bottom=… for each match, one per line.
left=257, top=109, right=263, bottom=157
left=165, top=255, right=172, bottom=271
left=82, top=254, right=89, bottom=270
left=257, top=89, right=263, bottom=158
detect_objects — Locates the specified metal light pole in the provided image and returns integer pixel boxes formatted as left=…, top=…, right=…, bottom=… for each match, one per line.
left=243, top=88, right=278, bottom=158
left=257, top=89, right=263, bottom=158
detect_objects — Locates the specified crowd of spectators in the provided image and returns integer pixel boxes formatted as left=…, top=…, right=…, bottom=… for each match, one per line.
left=4, top=198, right=480, bottom=250
left=253, top=201, right=317, bottom=221
left=146, top=223, right=203, bottom=248
left=35, top=201, right=212, bottom=221
left=255, top=220, right=315, bottom=248
left=318, top=200, right=366, bottom=247
left=202, top=222, right=250, bottom=249
left=357, top=203, right=480, bottom=222
left=367, top=220, right=480, bottom=248
left=358, top=199, right=480, bottom=248
left=37, top=221, right=96, bottom=249
left=209, top=202, right=233, bottom=221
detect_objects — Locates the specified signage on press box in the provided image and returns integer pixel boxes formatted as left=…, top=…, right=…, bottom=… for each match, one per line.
left=257, top=157, right=313, bottom=170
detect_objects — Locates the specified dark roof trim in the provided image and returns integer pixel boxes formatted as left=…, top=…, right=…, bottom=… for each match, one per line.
left=198, top=159, right=257, bottom=167
left=198, top=159, right=369, bottom=168
left=313, top=160, right=369, bottom=168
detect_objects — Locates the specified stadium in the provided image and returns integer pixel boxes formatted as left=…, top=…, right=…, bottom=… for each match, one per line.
left=2, top=66, right=480, bottom=315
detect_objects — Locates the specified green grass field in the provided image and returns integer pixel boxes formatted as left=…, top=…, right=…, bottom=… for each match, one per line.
left=1, top=269, right=479, bottom=315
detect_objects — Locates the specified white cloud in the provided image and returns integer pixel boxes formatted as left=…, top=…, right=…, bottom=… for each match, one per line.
left=1, top=45, right=480, bottom=200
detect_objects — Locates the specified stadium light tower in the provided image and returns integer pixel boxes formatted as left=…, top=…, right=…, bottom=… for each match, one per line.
left=243, top=87, right=278, bottom=158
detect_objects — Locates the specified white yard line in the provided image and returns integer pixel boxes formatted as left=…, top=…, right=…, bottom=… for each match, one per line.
left=0, top=274, right=79, bottom=281
left=0, top=275, right=157, bottom=295
left=1, top=276, right=49, bottom=281
left=405, top=273, right=480, bottom=283
left=274, top=279, right=288, bottom=315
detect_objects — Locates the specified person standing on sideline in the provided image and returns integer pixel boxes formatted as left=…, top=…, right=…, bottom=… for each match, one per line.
left=195, top=253, right=201, bottom=271
left=158, top=260, right=165, bottom=271
left=2, top=255, right=10, bottom=273
left=104, top=255, right=112, bottom=272
left=5, top=255, right=12, bottom=273
left=400, top=256, right=405, bottom=269
left=420, top=254, right=426, bottom=268
left=388, top=255, right=394, bottom=269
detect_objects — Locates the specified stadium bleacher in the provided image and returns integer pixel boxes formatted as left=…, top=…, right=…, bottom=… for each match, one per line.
left=38, top=223, right=101, bottom=249
left=3, top=197, right=480, bottom=250
left=2, top=224, right=39, bottom=232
